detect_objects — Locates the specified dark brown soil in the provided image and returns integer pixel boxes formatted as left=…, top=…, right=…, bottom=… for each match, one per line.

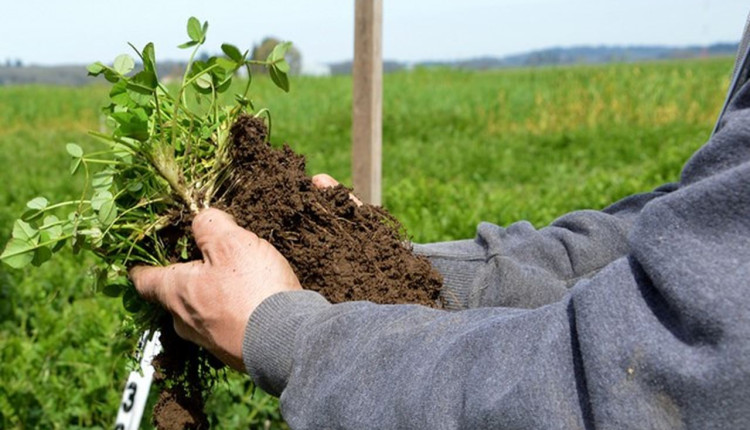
left=150, top=319, right=213, bottom=430
left=222, top=115, right=443, bottom=305
left=150, top=114, right=444, bottom=428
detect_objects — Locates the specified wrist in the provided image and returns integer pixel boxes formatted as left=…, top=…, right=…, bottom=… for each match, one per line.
left=242, top=290, right=331, bottom=396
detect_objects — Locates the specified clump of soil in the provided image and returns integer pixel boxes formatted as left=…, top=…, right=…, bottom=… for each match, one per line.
left=150, top=318, right=216, bottom=430
left=222, top=115, right=443, bottom=305
left=150, top=114, right=444, bottom=429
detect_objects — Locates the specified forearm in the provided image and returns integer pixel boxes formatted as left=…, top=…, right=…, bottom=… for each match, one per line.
left=414, top=186, right=674, bottom=310
left=244, top=290, right=584, bottom=429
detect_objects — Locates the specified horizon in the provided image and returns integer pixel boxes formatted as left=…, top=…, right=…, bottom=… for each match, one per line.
left=1, top=41, right=740, bottom=70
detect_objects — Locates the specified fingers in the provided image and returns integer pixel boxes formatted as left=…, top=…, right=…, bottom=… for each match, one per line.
left=312, top=173, right=363, bottom=207
left=312, top=173, right=340, bottom=188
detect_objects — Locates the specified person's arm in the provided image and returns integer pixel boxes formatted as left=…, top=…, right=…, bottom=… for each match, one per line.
left=133, top=59, right=750, bottom=430
left=414, top=185, right=675, bottom=310
left=245, top=92, right=750, bottom=426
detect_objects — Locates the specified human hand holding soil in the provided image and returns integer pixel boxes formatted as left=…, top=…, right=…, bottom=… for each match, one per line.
left=130, top=208, right=302, bottom=371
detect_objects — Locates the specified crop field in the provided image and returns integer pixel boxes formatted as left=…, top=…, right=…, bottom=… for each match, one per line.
left=0, top=57, right=733, bottom=428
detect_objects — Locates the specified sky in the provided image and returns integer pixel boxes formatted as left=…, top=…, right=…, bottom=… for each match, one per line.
left=2, top=0, right=748, bottom=71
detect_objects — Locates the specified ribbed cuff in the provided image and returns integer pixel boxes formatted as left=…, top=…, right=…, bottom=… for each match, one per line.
left=412, top=241, right=484, bottom=310
left=242, top=290, right=331, bottom=396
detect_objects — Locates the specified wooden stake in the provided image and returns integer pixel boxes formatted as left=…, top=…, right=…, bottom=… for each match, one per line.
left=352, top=0, right=383, bottom=205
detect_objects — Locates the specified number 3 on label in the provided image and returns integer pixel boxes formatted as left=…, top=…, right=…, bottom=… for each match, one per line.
left=122, top=382, right=138, bottom=413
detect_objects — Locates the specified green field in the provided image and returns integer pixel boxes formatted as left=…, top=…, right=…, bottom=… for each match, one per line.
left=0, top=57, right=733, bottom=428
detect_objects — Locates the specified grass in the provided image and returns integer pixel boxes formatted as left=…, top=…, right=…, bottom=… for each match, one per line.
left=0, top=56, right=733, bottom=428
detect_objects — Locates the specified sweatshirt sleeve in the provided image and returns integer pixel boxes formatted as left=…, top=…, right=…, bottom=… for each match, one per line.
left=413, top=185, right=675, bottom=310
left=242, top=79, right=750, bottom=428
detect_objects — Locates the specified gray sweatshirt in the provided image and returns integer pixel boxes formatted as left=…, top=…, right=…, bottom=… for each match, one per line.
left=242, top=18, right=750, bottom=429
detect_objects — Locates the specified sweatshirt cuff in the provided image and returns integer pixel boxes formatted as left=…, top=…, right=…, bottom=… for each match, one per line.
left=413, top=241, right=484, bottom=310
left=242, top=290, right=332, bottom=396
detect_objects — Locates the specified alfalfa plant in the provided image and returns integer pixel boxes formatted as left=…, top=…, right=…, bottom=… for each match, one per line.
left=1, top=16, right=290, bottom=302
left=0, top=16, right=292, bottom=421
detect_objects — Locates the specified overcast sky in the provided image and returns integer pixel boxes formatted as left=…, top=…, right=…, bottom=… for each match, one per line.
left=3, top=0, right=748, bottom=69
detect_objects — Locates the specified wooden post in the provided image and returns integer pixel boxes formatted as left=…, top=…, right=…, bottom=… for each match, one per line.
left=352, top=0, right=383, bottom=205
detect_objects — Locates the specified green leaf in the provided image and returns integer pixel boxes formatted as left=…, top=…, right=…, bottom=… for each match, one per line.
left=69, top=157, right=82, bottom=175
left=269, top=41, right=292, bottom=62
left=109, top=79, right=135, bottom=107
left=216, top=78, right=232, bottom=94
left=51, top=239, right=66, bottom=253
left=111, top=141, right=134, bottom=161
left=210, top=58, right=235, bottom=93
left=187, top=17, right=202, bottom=42
left=79, top=227, right=103, bottom=248
left=178, top=40, right=198, bottom=49
left=26, top=197, right=48, bottom=211
left=66, top=143, right=83, bottom=158
left=87, top=62, right=105, bottom=76
left=275, top=59, right=290, bottom=74
left=111, top=109, right=149, bottom=141
left=142, top=43, right=156, bottom=72
left=1, top=238, right=36, bottom=268
left=21, top=209, right=42, bottom=222
left=122, top=288, right=143, bottom=313
left=31, top=246, right=52, bottom=267
left=127, top=181, right=143, bottom=192
left=113, top=54, right=135, bottom=75
left=269, top=65, right=290, bottom=92
left=129, top=70, right=158, bottom=91
left=102, top=283, right=123, bottom=298
left=195, top=73, right=212, bottom=90
left=91, top=191, right=112, bottom=211
left=221, top=43, right=243, bottom=63
left=92, top=170, right=114, bottom=191
left=215, top=57, right=236, bottom=74
left=12, top=220, right=38, bottom=242
left=42, top=215, right=63, bottom=240
left=126, top=70, right=157, bottom=105
left=98, top=199, right=118, bottom=226
left=103, top=69, right=120, bottom=83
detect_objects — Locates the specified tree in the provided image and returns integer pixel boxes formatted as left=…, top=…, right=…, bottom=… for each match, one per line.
left=251, top=37, right=302, bottom=75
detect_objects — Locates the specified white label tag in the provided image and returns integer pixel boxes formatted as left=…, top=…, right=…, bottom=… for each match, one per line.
left=114, top=330, right=162, bottom=430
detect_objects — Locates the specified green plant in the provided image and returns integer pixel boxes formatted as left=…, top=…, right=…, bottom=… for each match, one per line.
left=0, top=17, right=291, bottom=313
left=0, top=17, right=295, bottom=427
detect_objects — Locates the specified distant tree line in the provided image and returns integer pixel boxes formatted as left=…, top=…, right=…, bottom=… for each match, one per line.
left=4, top=58, right=23, bottom=68
left=328, top=42, right=740, bottom=75
left=0, top=42, right=739, bottom=85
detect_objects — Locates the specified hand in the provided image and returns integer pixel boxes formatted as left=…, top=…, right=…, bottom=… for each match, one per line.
left=312, top=173, right=363, bottom=206
left=130, top=208, right=302, bottom=371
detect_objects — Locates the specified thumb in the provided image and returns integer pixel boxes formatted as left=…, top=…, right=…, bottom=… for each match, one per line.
left=130, top=264, right=186, bottom=311
left=312, top=173, right=340, bottom=188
